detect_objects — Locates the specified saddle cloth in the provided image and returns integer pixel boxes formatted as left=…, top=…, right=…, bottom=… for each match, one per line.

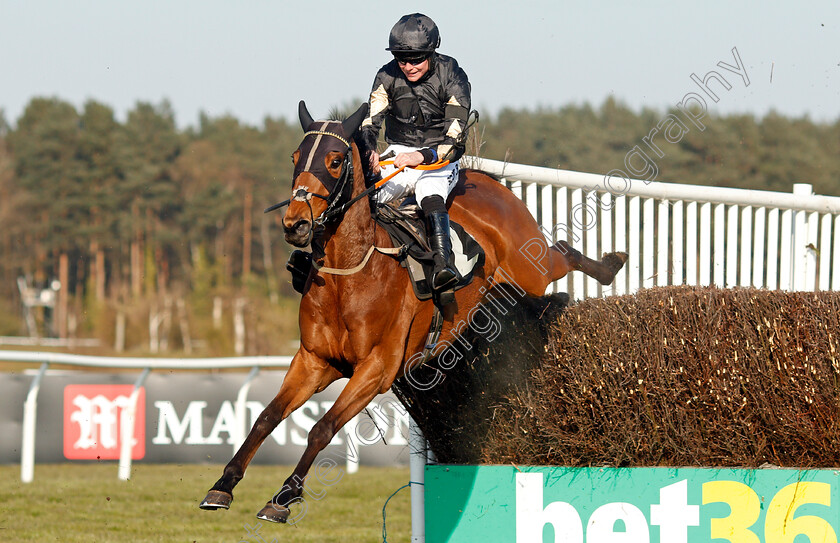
left=375, top=202, right=485, bottom=301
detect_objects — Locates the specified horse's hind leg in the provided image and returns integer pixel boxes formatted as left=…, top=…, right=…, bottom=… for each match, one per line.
left=554, top=240, right=627, bottom=285
left=200, top=349, right=340, bottom=511
left=507, top=238, right=627, bottom=295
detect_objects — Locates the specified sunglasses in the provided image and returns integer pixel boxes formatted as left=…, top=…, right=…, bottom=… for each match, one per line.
left=394, top=53, right=430, bottom=66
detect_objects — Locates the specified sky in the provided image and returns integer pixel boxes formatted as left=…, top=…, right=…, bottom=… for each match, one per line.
left=1, top=1, right=839, bottom=129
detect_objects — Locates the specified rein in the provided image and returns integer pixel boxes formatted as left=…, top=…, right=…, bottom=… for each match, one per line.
left=321, top=158, right=450, bottom=221
left=263, top=149, right=450, bottom=220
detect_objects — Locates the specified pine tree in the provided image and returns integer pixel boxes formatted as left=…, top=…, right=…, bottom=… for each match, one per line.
left=78, top=100, right=121, bottom=301
left=114, top=101, right=182, bottom=299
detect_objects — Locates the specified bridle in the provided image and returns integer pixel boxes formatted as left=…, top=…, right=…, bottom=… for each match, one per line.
left=264, top=128, right=359, bottom=246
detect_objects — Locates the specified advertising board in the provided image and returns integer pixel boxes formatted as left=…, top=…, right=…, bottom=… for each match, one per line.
left=425, top=465, right=840, bottom=543
left=0, top=371, right=409, bottom=466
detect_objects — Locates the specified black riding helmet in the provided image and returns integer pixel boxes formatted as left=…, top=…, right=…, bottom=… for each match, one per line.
left=386, top=13, right=441, bottom=53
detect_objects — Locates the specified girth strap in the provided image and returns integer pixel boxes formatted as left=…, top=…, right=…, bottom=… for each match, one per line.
left=313, top=245, right=406, bottom=276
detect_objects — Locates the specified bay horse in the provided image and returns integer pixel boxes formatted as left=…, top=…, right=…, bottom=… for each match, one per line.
left=200, top=101, right=627, bottom=523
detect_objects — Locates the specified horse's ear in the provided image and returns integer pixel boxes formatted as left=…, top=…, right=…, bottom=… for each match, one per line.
left=341, top=103, right=369, bottom=138
left=299, top=100, right=315, bottom=130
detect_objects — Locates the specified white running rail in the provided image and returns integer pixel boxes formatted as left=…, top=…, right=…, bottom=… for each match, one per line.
left=1, top=351, right=292, bottom=483
left=467, top=157, right=840, bottom=299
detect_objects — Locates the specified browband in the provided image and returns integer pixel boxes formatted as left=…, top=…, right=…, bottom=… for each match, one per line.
left=301, top=130, right=350, bottom=149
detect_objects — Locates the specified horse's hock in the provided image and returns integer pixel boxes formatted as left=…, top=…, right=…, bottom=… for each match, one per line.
left=395, top=285, right=840, bottom=468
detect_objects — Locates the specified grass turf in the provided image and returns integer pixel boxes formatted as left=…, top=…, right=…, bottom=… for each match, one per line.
left=1, top=463, right=411, bottom=542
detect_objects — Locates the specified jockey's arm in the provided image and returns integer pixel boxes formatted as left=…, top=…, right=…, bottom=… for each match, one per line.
left=362, top=69, right=391, bottom=175
left=436, top=60, right=471, bottom=162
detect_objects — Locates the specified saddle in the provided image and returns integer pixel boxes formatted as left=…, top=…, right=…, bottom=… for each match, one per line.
left=286, top=201, right=485, bottom=303
left=374, top=201, right=485, bottom=301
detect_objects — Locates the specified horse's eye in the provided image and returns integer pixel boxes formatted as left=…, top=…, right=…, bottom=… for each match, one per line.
left=331, top=158, right=342, bottom=169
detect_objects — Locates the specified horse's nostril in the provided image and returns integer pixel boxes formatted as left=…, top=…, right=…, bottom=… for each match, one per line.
left=285, top=219, right=309, bottom=234
left=284, top=220, right=312, bottom=247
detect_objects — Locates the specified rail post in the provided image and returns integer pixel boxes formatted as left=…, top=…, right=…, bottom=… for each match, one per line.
left=118, top=367, right=150, bottom=481
left=792, top=183, right=813, bottom=291
left=234, top=366, right=261, bottom=456
left=409, top=416, right=426, bottom=543
left=20, top=362, right=49, bottom=483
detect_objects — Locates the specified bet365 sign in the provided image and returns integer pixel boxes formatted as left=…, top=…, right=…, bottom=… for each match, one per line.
left=425, top=465, right=840, bottom=542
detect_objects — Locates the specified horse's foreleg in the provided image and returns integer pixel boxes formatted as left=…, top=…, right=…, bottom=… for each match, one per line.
left=200, top=350, right=339, bottom=511
left=255, top=361, right=387, bottom=523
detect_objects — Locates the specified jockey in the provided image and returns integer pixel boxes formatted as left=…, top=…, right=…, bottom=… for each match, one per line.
left=360, top=12, right=472, bottom=293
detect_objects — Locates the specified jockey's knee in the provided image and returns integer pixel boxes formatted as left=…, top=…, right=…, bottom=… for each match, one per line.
left=420, top=194, right=447, bottom=215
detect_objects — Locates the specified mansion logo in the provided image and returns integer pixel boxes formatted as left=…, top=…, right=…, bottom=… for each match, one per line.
left=63, top=385, right=146, bottom=460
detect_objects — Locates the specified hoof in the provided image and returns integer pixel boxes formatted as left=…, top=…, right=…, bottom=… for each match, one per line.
left=597, top=251, right=628, bottom=284
left=200, top=489, right=233, bottom=510
left=256, top=502, right=290, bottom=524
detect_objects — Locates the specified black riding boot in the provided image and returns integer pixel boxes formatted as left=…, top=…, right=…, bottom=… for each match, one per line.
left=427, top=211, right=459, bottom=291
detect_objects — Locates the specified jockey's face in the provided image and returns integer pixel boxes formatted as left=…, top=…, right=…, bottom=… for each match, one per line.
left=398, top=57, right=430, bottom=82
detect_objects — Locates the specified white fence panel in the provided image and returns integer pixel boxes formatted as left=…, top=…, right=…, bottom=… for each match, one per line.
left=468, top=157, right=840, bottom=298
left=740, top=206, right=752, bottom=288
left=820, top=214, right=833, bottom=291
left=540, top=184, right=554, bottom=292
left=672, top=201, right=684, bottom=286
left=628, top=196, right=641, bottom=294
left=554, top=187, right=569, bottom=294
left=686, top=201, right=698, bottom=286
left=699, top=202, right=711, bottom=286
left=600, top=193, right=614, bottom=296
left=571, top=188, right=585, bottom=299
left=767, top=209, right=780, bottom=290
left=806, top=211, right=819, bottom=291
left=726, top=205, right=738, bottom=287
left=614, top=195, right=627, bottom=295
left=834, top=215, right=840, bottom=290
left=780, top=210, right=793, bottom=290
left=657, top=200, right=669, bottom=287
left=753, top=207, right=766, bottom=288
left=586, top=193, right=599, bottom=297
left=643, top=198, right=655, bottom=289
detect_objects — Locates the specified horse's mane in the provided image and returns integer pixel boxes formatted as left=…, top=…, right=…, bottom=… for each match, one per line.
left=351, top=130, right=376, bottom=185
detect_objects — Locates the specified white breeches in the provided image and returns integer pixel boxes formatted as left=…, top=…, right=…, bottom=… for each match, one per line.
left=374, top=144, right=460, bottom=205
